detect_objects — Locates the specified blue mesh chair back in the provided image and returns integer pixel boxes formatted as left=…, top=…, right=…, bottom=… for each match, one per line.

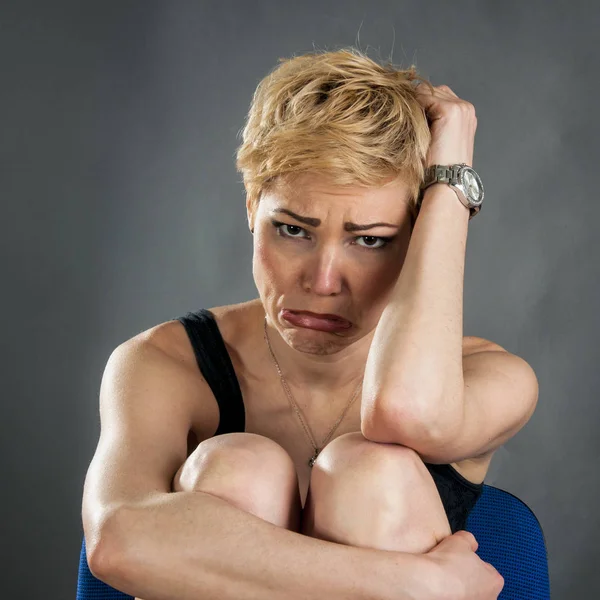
left=465, top=485, right=550, bottom=599
left=77, top=483, right=550, bottom=599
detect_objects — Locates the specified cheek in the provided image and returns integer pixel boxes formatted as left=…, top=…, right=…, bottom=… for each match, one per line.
left=350, top=259, right=404, bottom=315
left=253, top=238, right=291, bottom=287
left=366, top=237, right=409, bottom=296
left=361, top=258, right=403, bottom=292
left=355, top=274, right=399, bottom=326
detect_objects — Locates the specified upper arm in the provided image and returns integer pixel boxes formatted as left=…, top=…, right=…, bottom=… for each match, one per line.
left=362, top=344, right=539, bottom=464
left=434, top=348, right=539, bottom=463
left=81, top=333, right=219, bottom=562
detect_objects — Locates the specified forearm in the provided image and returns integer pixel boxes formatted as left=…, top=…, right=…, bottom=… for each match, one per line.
left=362, top=184, right=469, bottom=437
left=95, top=489, right=434, bottom=600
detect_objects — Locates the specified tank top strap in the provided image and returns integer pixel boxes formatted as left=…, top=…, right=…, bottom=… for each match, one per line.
left=176, top=308, right=245, bottom=436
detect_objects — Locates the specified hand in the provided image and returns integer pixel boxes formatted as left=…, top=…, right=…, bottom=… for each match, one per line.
left=424, top=530, right=505, bottom=600
left=415, top=82, right=477, bottom=168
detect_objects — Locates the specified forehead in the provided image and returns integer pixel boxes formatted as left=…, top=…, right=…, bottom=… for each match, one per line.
left=262, top=172, right=413, bottom=217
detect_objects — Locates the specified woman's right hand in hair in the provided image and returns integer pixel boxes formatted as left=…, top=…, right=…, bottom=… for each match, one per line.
left=423, top=530, right=505, bottom=599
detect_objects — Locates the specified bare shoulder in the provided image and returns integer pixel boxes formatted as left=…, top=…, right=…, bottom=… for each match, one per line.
left=135, top=299, right=262, bottom=440
left=138, top=299, right=260, bottom=366
left=205, top=299, right=267, bottom=378
left=206, top=298, right=264, bottom=341
left=128, top=316, right=222, bottom=443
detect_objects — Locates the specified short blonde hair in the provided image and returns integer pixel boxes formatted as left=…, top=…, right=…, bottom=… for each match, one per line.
left=236, top=47, right=433, bottom=228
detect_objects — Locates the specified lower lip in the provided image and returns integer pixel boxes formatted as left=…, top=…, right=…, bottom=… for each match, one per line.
left=281, top=310, right=352, bottom=332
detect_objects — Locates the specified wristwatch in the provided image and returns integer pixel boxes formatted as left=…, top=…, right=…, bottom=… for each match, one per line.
left=417, top=163, right=484, bottom=220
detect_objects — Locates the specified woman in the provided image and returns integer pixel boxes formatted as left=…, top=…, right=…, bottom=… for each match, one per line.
left=83, top=48, right=538, bottom=599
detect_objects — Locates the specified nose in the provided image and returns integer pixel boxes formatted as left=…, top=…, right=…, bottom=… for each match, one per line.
left=302, top=248, right=345, bottom=296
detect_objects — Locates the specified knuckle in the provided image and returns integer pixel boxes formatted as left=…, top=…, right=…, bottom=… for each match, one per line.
left=446, top=102, right=464, bottom=116
left=462, top=530, right=476, bottom=544
left=461, top=100, right=476, bottom=114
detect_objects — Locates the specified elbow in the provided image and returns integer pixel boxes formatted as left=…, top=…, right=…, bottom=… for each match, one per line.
left=361, top=381, right=439, bottom=434
left=361, top=392, right=456, bottom=455
left=84, top=506, right=131, bottom=586
left=360, top=390, right=399, bottom=443
left=360, top=394, right=432, bottom=446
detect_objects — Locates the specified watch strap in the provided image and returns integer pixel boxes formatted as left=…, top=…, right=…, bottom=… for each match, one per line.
left=423, top=164, right=466, bottom=187
left=417, top=163, right=480, bottom=220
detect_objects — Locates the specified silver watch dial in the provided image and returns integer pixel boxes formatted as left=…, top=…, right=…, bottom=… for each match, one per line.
left=462, top=168, right=483, bottom=203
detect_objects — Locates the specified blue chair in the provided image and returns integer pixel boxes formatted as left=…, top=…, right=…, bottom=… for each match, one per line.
left=77, top=483, right=551, bottom=599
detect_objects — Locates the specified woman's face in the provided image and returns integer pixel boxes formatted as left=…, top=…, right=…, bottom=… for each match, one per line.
left=249, top=171, right=414, bottom=356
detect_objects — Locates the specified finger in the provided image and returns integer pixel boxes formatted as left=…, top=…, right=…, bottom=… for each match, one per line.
left=415, top=82, right=456, bottom=99
left=414, top=81, right=435, bottom=97
left=483, top=561, right=497, bottom=573
left=414, top=81, right=438, bottom=110
left=414, top=82, right=456, bottom=113
left=435, top=84, right=459, bottom=99
left=457, top=530, right=478, bottom=551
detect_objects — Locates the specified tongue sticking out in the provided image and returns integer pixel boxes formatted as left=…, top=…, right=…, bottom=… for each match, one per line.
left=282, top=310, right=352, bottom=332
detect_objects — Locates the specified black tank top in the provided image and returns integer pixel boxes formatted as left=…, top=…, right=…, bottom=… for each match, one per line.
left=176, top=307, right=483, bottom=533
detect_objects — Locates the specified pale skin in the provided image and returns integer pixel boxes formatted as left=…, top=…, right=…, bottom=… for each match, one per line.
left=112, top=82, right=509, bottom=599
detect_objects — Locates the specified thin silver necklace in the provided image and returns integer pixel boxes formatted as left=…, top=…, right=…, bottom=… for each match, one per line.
left=263, top=316, right=363, bottom=467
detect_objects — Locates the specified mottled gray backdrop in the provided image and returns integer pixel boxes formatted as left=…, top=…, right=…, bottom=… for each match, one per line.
left=2, top=1, right=599, bottom=598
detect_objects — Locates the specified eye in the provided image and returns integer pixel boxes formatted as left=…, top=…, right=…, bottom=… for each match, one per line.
left=355, top=236, right=392, bottom=250
left=272, top=221, right=309, bottom=239
left=271, top=220, right=392, bottom=250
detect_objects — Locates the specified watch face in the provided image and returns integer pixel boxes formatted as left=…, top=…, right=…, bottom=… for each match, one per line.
left=462, top=168, right=483, bottom=203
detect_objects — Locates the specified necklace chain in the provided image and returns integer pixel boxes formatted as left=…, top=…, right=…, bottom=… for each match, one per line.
left=263, top=316, right=362, bottom=467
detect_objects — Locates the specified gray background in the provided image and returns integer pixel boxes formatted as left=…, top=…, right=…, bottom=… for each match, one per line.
left=2, top=1, right=598, bottom=598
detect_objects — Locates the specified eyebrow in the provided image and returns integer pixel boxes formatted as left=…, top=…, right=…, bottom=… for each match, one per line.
left=271, top=208, right=400, bottom=232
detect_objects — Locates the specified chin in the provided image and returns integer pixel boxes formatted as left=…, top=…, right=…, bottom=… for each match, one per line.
left=280, top=324, right=356, bottom=356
